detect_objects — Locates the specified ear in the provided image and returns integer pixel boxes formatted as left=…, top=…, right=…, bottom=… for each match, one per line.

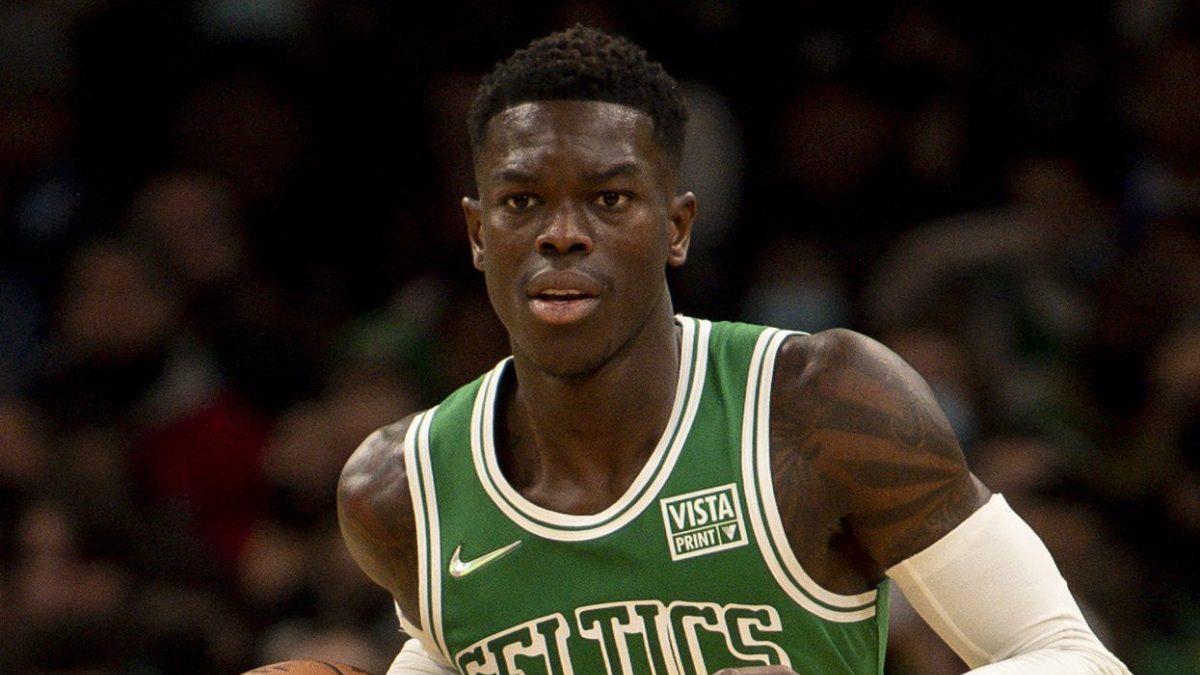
left=462, top=197, right=484, bottom=270
left=667, top=192, right=696, bottom=268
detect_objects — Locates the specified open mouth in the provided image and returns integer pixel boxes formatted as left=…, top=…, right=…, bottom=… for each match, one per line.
left=535, top=289, right=592, bottom=301
left=528, top=289, right=599, bottom=324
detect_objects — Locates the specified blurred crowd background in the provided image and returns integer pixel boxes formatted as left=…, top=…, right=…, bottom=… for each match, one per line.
left=1, top=0, right=1198, bottom=673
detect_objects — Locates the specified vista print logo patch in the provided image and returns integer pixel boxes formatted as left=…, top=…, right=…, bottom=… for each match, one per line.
left=660, top=483, right=748, bottom=561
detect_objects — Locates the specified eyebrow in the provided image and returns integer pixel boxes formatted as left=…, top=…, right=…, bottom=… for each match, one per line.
left=585, top=161, right=642, bottom=182
left=493, top=168, right=536, bottom=183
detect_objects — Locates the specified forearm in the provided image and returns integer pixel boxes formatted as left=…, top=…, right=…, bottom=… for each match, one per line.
left=887, top=495, right=1130, bottom=674
left=967, top=649, right=1129, bottom=674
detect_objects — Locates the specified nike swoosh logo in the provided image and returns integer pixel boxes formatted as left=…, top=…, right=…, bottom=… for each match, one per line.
left=448, top=540, right=522, bottom=579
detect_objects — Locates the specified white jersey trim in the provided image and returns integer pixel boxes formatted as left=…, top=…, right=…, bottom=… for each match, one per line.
left=393, top=610, right=455, bottom=672
left=472, top=316, right=711, bottom=541
left=740, top=329, right=879, bottom=622
left=405, top=407, right=453, bottom=663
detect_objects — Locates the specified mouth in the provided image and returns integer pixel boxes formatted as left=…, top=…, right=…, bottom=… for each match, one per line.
left=527, top=288, right=600, bottom=324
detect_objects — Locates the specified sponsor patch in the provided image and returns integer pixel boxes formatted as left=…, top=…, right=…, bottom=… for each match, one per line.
left=660, top=483, right=749, bottom=560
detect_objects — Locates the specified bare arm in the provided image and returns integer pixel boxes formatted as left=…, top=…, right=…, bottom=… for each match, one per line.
left=770, top=328, right=988, bottom=589
left=771, top=329, right=1128, bottom=672
left=337, top=415, right=422, bottom=627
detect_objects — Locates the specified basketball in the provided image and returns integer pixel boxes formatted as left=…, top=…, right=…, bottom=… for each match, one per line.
left=241, top=661, right=375, bottom=675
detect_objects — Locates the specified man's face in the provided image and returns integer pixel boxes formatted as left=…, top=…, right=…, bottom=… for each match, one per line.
left=463, top=100, right=695, bottom=378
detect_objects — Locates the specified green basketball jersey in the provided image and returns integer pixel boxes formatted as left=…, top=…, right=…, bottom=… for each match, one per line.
left=404, top=316, right=889, bottom=674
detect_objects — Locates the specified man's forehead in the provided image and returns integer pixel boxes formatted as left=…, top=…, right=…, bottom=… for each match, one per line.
left=495, top=100, right=647, bottom=131
left=481, top=101, right=657, bottom=158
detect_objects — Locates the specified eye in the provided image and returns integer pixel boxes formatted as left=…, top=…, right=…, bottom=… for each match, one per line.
left=595, top=191, right=630, bottom=208
left=504, top=194, right=539, bottom=210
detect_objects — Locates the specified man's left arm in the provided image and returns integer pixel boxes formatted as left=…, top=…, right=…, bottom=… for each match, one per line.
left=886, top=491, right=1129, bottom=673
left=797, top=329, right=1130, bottom=674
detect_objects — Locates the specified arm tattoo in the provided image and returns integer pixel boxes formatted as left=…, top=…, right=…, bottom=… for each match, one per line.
left=773, top=331, right=982, bottom=566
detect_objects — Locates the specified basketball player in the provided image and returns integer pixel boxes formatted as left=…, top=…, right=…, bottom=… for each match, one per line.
left=338, top=26, right=1130, bottom=674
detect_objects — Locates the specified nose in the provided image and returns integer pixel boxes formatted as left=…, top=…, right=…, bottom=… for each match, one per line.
left=536, top=203, right=593, bottom=256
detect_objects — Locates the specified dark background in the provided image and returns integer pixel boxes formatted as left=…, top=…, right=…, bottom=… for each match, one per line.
left=1, top=1, right=1198, bottom=673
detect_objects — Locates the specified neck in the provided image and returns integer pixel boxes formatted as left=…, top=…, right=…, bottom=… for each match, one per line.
left=499, top=305, right=682, bottom=511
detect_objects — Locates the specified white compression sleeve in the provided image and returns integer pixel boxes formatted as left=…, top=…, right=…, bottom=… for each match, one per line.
left=388, top=603, right=456, bottom=674
left=886, top=494, right=1131, bottom=674
left=387, top=639, right=458, bottom=675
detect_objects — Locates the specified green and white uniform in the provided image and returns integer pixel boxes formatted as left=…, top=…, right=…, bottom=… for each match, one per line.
left=404, top=316, right=889, bottom=674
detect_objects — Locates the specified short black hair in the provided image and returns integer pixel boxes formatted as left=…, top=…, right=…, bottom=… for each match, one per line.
left=468, top=25, right=688, bottom=168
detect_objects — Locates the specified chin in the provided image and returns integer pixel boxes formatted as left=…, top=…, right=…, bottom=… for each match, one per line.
left=525, top=345, right=609, bottom=380
left=507, top=300, right=667, bottom=379
left=510, top=326, right=614, bottom=380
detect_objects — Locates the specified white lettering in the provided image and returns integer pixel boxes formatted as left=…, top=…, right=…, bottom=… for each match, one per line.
left=660, top=484, right=749, bottom=561
left=457, top=614, right=572, bottom=675
left=717, top=493, right=734, bottom=520
left=677, top=530, right=717, bottom=552
left=723, top=605, right=791, bottom=668
left=455, top=601, right=789, bottom=674
left=703, top=495, right=720, bottom=523
left=668, top=502, right=688, bottom=530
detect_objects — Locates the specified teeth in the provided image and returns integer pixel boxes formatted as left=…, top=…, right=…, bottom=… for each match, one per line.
left=541, top=289, right=583, bottom=298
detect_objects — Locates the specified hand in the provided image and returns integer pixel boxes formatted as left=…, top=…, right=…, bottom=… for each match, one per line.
left=710, top=662, right=796, bottom=667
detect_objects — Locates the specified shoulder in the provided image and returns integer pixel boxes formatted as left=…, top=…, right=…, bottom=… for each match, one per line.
left=337, top=413, right=422, bottom=611
left=769, top=328, right=925, bottom=432
left=775, top=327, right=910, bottom=389
left=769, top=328, right=989, bottom=568
left=771, top=327, right=950, bottom=437
left=339, top=415, right=415, bottom=518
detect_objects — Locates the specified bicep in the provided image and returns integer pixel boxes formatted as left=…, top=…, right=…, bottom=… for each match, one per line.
left=782, top=329, right=989, bottom=567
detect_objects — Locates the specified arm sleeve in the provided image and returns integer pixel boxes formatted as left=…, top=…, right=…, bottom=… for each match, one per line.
left=387, top=639, right=458, bottom=675
left=885, top=494, right=1131, bottom=674
left=386, top=603, right=457, bottom=674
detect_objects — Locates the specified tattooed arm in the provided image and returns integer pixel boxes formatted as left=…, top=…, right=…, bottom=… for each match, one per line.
left=770, top=329, right=1129, bottom=673
left=770, top=328, right=988, bottom=588
left=338, top=416, right=421, bottom=620
left=339, top=415, right=456, bottom=673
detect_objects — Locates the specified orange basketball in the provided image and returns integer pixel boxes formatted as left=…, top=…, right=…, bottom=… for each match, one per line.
left=241, top=661, right=375, bottom=675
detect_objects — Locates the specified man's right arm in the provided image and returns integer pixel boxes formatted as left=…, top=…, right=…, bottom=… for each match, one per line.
left=339, top=415, right=457, bottom=673
left=337, top=416, right=421, bottom=618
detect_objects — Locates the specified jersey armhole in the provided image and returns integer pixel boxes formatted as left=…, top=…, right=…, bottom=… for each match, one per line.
left=404, top=407, right=455, bottom=663
left=739, top=329, right=880, bottom=623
